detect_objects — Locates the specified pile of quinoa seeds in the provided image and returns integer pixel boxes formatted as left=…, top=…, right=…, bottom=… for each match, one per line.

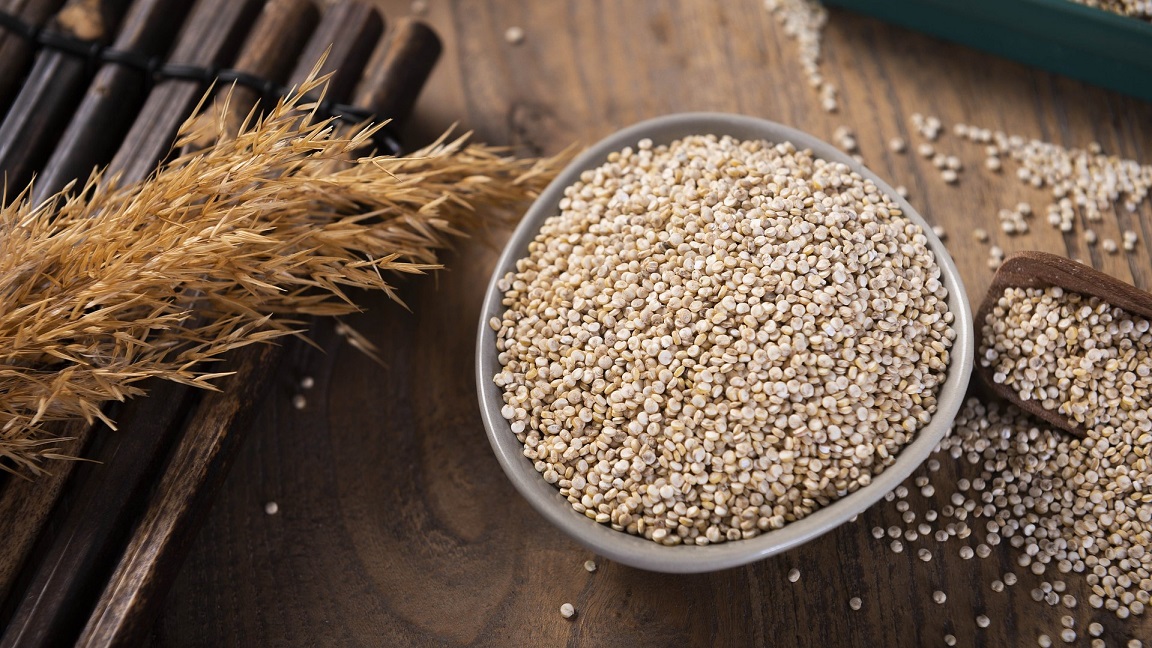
left=492, top=134, right=955, bottom=546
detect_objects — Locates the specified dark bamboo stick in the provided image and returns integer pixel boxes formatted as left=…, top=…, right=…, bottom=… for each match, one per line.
left=287, top=0, right=382, bottom=95
left=352, top=19, right=442, bottom=131
left=181, top=0, right=318, bottom=152
left=0, top=0, right=67, bottom=118
left=0, top=0, right=133, bottom=191
left=75, top=14, right=447, bottom=648
left=105, top=0, right=264, bottom=183
left=0, top=381, right=198, bottom=648
left=32, top=0, right=194, bottom=203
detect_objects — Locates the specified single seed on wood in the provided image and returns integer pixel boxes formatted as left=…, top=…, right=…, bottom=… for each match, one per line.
left=918, top=548, right=933, bottom=562
left=849, top=597, right=862, bottom=611
left=292, top=394, right=307, bottom=410
left=504, top=26, right=525, bottom=44
left=1039, top=635, right=1053, bottom=648
left=933, top=590, right=947, bottom=604
left=944, top=635, right=956, bottom=646
left=991, top=580, right=1004, bottom=592
left=788, top=568, right=801, bottom=583
left=891, top=540, right=904, bottom=554
left=889, top=137, right=906, bottom=153
left=584, top=560, right=597, bottom=573
left=264, top=501, right=279, bottom=515
left=1060, top=615, right=1074, bottom=628
left=1061, top=629, right=1076, bottom=643
left=1102, top=238, right=1118, bottom=253
left=977, top=614, right=990, bottom=628
left=300, top=376, right=315, bottom=389
left=560, top=603, right=576, bottom=618
left=1087, top=622, right=1103, bottom=637
left=974, top=228, right=989, bottom=242
left=941, top=169, right=959, bottom=184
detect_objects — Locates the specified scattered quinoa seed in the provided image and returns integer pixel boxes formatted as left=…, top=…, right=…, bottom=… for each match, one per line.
left=788, top=568, right=801, bottom=583
left=849, top=597, right=862, bottom=611
left=976, top=614, right=990, bottom=628
left=264, top=501, right=279, bottom=515
left=584, top=560, right=597, bottom=573
left=1039, top=634, right=1052, bottom=647
left=933, top=590, right=947, bottom=604
left=889, top=137, right=906, bottom=153
left=944, top=635, right=956, bottom=646
left=504, top=26, right=525, bottom=44
left=291, top=394, right=307, bottom=410
left=560, top=603, right=575, bottom=619
left=1061, top=629, right=1076, bottom=643
left=1088, top=622, right=1103, bottom=637
left=300, top=376, right=315, bottom=389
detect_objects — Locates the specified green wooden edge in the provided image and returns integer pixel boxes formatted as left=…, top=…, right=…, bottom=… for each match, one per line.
left=823, top=0, right=1152, bottom=103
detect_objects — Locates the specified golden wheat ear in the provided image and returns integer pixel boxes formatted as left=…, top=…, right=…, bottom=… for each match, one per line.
left=0, top=75, right=572, bottom=475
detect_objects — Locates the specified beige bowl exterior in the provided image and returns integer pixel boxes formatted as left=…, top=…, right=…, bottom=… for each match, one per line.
left=476, top=113, right=973, bottom=573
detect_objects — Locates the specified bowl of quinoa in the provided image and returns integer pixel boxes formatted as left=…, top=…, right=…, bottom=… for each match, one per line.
left=477, top=113, right=974, bottom=572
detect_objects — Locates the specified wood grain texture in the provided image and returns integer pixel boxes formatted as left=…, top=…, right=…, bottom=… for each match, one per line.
left=97, top=0, right=1150, bottom=646
left=975, top=251, right=1152, bottom=435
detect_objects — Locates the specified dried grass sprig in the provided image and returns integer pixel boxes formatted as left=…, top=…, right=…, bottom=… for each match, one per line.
left=0, top=76, right=568, bottom=474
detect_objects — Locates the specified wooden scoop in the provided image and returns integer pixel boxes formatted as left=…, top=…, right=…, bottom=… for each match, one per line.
left=974, top=250, right=1152, bottom=436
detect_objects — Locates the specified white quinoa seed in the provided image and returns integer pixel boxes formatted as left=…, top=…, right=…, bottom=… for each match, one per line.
left=504, top=26, right=525, bottom=45
left=1088, top=622, right=1103, bottom=637
left=1061, top=629, right=1076, bottom=643
left=944, top=635, right=956, bottom=646
left=560, top=603, right=576, bottom=619
left=584, top=559, right=597, bottom=573
left=889, top=137, right=906, bottom=153
left=976, top=614, right=990, bottom=628
left=264, top=501, right=279, bottom=515
left=299, top=376, right=315, bottom=389
left=291, top=394, right=307, bottom=410
left=849, top=597, right=862, bottom=610
left=933, top=590, right=946, bottom=604
left=495, top=134, right=954, bottom=546
left=1038, top=635, right=1052, bottom=648
left=788, top=568, right=801, bottom=583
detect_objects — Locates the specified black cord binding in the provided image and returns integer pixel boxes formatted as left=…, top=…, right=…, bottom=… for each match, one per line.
left=0, top=9, right=402, bottom=155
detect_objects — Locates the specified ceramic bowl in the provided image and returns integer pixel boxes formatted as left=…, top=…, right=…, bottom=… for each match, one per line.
left=476, top=113, right=973, bottom=573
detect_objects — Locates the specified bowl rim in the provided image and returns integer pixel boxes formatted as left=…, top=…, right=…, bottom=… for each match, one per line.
left=475, top=112, right=974, bottom=573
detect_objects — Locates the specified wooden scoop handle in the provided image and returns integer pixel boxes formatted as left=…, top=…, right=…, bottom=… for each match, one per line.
left=974, top=250, right=1152, bottom=436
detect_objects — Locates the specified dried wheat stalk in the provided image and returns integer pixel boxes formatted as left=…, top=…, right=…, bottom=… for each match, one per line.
left=0, top=77, right=566, bottom=475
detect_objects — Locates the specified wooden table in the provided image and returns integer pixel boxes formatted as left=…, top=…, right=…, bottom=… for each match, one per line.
left=147, top=1, right=1152, bottom=645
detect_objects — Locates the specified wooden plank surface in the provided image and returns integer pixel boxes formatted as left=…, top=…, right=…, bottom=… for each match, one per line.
left=126, top=0, right=1148, bottom=645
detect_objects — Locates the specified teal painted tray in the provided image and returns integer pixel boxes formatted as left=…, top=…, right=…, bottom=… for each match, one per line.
left=823, top=0, right=1152, bottom=103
